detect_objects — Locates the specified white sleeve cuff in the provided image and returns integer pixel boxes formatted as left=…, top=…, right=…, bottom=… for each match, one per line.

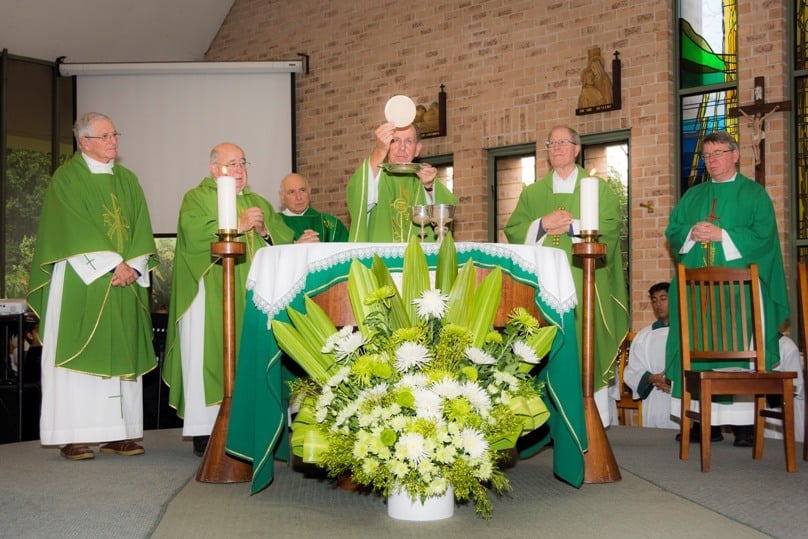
left=68, top=251, right=122, bottom=285
left=127, top=255, right=151, bottom=287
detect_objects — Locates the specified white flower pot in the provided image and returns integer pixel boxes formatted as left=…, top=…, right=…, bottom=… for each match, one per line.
left=387, top=485, right=454, bottom=521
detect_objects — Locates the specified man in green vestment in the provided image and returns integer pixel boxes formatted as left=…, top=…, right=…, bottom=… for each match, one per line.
left=347, top=122, right=457, bottom=242
left=664, top=131, right=789, bottom=447
left=162, top=142, right=295, bottom=455
left=27, top=112, right=157, bottom=460
left=279, top=172, right=349, bottom=242
left=504, top=125, right=629, bottom=427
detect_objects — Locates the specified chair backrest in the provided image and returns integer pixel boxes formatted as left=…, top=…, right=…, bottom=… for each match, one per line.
left=676, top=263, right=766, bottom=372
left=798, top=262, right=808, bottom=359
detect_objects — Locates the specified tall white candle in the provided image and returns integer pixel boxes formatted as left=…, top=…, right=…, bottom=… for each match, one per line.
left=580, top=175, right=599, bottom=232
left=217, top=171, right=237, bottom=232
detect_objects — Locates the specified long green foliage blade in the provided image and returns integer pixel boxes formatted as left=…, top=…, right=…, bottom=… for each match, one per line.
left=371, top=255, right=411, bottom=329
left=401, top=236, right=429, bottom=323
left=435, top=232, right=458, bottom=294
left=469, top=266, right=502, bottom=347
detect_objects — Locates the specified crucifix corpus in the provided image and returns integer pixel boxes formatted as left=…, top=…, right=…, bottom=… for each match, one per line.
left=729, top=77, right=791, bottom=185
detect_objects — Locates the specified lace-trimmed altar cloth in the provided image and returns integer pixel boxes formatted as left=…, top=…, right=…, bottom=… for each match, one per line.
left=246, top=242, right=577, bottom=322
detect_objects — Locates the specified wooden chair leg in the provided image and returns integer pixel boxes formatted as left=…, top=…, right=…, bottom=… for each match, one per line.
left=781, top=383, right=796, bottom=472
left=699, top=382, right=712, bottom=473
left=753, top=395, right=765, bottom=461
left=680, top=391, right=691, bottom=461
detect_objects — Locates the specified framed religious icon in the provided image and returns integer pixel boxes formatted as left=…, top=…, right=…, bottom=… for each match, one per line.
left=414, top=85, right=447, bottom=138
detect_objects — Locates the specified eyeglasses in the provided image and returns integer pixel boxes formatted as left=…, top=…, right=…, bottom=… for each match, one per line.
left=545, top=139, right=576, bottom=148
left=700, top=149, right=735, bottom=161
left=222, top=159, right=250, bottom=170
left=83, top=132, right=122, bottom=142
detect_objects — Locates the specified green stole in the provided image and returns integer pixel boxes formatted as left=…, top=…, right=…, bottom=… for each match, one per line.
left=281, top=207, right=349, bottom=242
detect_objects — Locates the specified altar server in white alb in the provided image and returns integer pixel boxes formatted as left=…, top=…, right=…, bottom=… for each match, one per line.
left=27, top=112, right=157, bottom=461
left=622, top=282, right=679, bottom=429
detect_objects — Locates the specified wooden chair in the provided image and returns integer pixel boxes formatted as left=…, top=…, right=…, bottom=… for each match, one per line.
left=615, top=332, right=641, bottom=426
left=676, top=263, right=797, bottom=472
left=798, top=261, right=808, bottom=461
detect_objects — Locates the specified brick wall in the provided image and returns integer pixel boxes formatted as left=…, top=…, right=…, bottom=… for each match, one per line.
left=206, top=0, right=791, bottom=330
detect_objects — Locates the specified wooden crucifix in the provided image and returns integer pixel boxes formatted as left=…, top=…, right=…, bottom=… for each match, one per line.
left=729, top=77, right=791, bottom=185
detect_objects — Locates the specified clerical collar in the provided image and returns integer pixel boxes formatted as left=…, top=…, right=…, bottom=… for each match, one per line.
left=711, top=173, right=737, bottom=183
left=81, top=153, right=115, bottom=175
left=282, top=207, right=309, bottom=217
left=552, top=168, right=578, bottom=194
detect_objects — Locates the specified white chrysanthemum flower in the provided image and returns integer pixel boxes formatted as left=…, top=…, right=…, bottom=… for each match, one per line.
left=398, top=373, right=429, bottom=388
left=390, top=459, right=409, bottom=478
left=465, top=346, right=497, bottom=365
left=395, top=342, right=431, bottom=371
left=413, top=388, right=443, bottom=419
left=413, top=289, right=449, bottom=319
left=460, top=428, right=488, bottom=459
left=396, top=432, right=428, bottom=463
left=326, top=366, right=351, bottom=388
left=335, top=330, right=365, bottom=361
left=426, top=477, right=450, bottom=496
left=462, top=382, right=492, bottom=413
left=361, top=457, right=380, bottom=476
left=434, top=444, right=456, bottom=463
left=322, top=326, right=353, bottom=353
left=513, top=340, right=540, bottom=364
left=494, top=370, right=520, bottom=388
left=389, top=414, right=409, bottom=432
left=431, top=377, right=463, bottom=399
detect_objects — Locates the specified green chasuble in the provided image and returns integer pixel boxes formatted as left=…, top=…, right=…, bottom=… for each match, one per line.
left=347, top=157, right=458, bottom=242
left=281, top=207, right=349, bottom=242
left=27, top=152, right=157, bottom=378
left=664, top=174, right=789, bottom=399
left=504, top=166, right=629, bottom=391
left=163, top=177, right=294, bottom=415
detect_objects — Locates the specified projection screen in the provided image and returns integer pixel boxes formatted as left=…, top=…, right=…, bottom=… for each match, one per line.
left=60, top=61, right=302, bottom=233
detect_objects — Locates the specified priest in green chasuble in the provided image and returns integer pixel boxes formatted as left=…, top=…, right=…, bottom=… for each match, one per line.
left=664, top=131, right=789, bottom=445
left=163, top=142, right=295, bottom=455
left=279, top=172, right=349, bottom=242
left=504, top=125, right=629, bottom=427
left=27, top=112, right=157, bottom=460
left=347, top=122, right=457, bottom=242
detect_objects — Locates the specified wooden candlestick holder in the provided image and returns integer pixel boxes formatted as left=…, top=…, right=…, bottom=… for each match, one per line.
left=196, top=232, right=252, bottom=483
left=572, top=238, right=621, bottom=483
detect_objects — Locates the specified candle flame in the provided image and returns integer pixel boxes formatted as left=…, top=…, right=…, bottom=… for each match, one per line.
left=589, top=168, right=598, bottom=176
left=221, top=165, right=228, bottom=177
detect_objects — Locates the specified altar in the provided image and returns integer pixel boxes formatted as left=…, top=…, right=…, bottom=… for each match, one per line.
left=226, top=242, right=587, bottom=493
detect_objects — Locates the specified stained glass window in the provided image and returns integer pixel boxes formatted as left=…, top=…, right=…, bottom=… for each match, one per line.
left=678, top=0, right=738, bottom=194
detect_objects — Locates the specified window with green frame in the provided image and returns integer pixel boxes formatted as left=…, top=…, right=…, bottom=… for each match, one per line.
left=678, top=0, right=738, bottom=195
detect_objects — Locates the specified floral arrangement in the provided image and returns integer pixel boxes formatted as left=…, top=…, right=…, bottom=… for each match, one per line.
left=273, top=235, right=556, bottom=519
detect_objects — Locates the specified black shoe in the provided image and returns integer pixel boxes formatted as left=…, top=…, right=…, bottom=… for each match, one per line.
left=193, top=435, right=210, bottom=457
left=731, top=425, right=754, bottom=447
left=676, top=423, right=723, bottom=443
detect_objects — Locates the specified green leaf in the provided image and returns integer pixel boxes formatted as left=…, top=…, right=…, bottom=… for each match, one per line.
left=445, top=260, right=476, bottom=326
left=525, top=325, right=558, bottom=359
left=271, top=319, right=331, bottom=382
left=347, top=259, right=379, bottom=336
left=372, top=255, right=411, bottom=329
left=469, top=266, right=502, bottom=348
left=401, top=236, right=429, bottom=323
left=435, top=231, right=458, bottom=294
left=302, top=295, right=338, bottom=341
